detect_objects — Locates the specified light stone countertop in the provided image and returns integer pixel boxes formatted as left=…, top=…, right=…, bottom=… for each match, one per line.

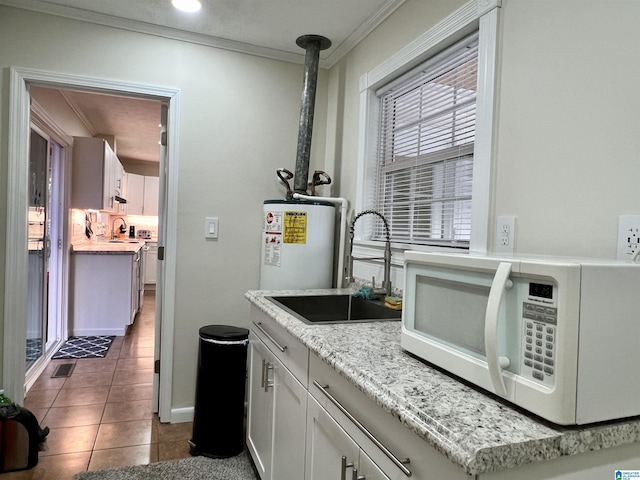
left=71, top=240, right=145, bottom=254
left=245, top=288, right=640, bottom=476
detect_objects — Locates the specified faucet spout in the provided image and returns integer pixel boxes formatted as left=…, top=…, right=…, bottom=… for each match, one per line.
left=111, top=217, right=127, bottom=239
left=346, top=210, right=392, bottom=297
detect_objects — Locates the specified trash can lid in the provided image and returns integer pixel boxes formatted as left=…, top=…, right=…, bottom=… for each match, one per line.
left=199, top=325, right=249, bottom=341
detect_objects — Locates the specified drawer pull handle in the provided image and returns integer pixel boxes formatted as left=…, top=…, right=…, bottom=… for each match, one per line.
left=341, top=456, right=354, bottom=480
left=264, top=363, right=274, bottom=392
left=314, top=381, right=412, bottom=477
left=253, top=322, right=287, bottom=352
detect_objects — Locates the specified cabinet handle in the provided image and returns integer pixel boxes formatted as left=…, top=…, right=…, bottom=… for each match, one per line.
left=253, top=321, right=287, bottom=352
left=341, top=456, right=354, bottom=480
left=314, top=381, right=412, bottom=477
left=260, top=359, right=267, bottom=388
left=264, top=363, right=274, bottom=393
left=352, top=469, right=365, bottom=480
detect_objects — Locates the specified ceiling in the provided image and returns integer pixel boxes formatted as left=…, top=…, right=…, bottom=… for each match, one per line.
left=13, top=0, right=406, bottom=164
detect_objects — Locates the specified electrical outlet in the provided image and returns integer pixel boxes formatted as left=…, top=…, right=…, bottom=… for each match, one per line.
left=495, top=215, right=516, bottom=254
left=617, top=215, right=640, bottom=260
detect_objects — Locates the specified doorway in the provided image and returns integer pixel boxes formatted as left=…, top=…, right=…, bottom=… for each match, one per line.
left=4, top=67, right=180, bottom=423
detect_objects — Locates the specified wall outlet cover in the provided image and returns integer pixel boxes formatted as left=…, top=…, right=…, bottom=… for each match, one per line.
left=617, top=215, right=640, bottom=260
left=495, top=215, right=516, bottom=254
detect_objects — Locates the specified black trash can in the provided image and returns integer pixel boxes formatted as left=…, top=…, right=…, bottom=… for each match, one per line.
left=189, top=325, right=249, bottom=458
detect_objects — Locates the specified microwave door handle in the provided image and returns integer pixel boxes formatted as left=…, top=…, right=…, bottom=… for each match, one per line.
left=484, top=262, right=513, bottom=397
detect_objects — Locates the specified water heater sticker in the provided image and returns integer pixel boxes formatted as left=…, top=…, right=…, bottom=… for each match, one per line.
left=264, top=233, right=282, bottom=266
left=264, top=211, right=283, bottom=233
left=283, top=211, right=307, bottom=244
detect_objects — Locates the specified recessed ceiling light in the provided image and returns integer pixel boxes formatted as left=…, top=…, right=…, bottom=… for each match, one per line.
left=172, top=0, right=201, bottom=13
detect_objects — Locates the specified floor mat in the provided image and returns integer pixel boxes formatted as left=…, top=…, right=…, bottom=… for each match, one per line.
left=74, top=453, right=257, bottom=480
left=52, top=336, right=116, bottom=359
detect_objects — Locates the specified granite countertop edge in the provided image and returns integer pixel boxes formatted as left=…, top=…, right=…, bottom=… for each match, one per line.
left=71, top=241, right=145, bottom=254
left=245, top=289, right=640, bottom=476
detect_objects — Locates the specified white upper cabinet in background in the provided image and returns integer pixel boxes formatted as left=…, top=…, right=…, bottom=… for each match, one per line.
left=125, top=173, right=159, bottom=216
left=143, top=176, right=159, bottom=216
left=72, top=136, right=124, bottom=212
left=125, top=173, right=145, bottom=215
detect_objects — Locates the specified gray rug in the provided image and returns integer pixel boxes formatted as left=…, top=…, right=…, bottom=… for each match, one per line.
left=74, top=453, right=258, bottom=480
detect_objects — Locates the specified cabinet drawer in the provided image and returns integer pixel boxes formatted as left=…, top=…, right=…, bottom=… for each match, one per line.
left=309, top=353, right=467, bottom=480
left=250, top=305, right=309, bottom=387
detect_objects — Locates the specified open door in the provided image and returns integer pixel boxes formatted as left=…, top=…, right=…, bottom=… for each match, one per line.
left=153, top=104, right=168, bottom=416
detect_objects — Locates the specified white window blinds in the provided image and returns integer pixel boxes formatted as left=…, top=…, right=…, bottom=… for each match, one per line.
left=371, top=34, right=478, bottom=248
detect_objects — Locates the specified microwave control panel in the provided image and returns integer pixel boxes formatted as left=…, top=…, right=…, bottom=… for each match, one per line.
left=521, top=300, right=557, bottom=387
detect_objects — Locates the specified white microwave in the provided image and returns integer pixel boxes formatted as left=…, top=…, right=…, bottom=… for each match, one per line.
left=401, top=251, right=640, bottom=425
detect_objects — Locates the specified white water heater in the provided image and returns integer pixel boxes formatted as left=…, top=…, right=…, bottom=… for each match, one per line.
left=260, top=199, right=335, bottom=290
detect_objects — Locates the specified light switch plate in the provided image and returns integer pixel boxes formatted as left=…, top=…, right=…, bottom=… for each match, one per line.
left=205, top=217, right=219, bottom=239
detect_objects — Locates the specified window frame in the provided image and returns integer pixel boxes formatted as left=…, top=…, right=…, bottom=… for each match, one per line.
left=373, top=33, right=479, bottom=248
left=354, top=0, right=500, bottom=267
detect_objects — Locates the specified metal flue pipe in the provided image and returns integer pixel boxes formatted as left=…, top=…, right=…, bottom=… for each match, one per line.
left=293, top=34, right=331, bottom=195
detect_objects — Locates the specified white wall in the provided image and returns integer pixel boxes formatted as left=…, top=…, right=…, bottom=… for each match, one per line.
left=0, top=6, right=328, bottom=408
left=494, top=0, right=640, bottom=258
left=329, top=0, right=640, bottom=260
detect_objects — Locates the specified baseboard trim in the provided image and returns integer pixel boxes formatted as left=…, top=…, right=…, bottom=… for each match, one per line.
left=170, top=407, right=195, bottom=423
left=169, top=401, right=248, bottom=424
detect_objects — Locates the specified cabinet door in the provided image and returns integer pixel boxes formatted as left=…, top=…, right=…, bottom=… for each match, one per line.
left=247, top=335, right=274, bottom=480
left=357, top=450, right=391, bottom=480
left=143, top=176, right=159, bottom=216
left=306, top=395, right=359, bottom=480
left=130, top=252, right=139, bottom=322
left=72, top=137, right=108, bottom=210
left=126, top=173, right=145, bottom=215
left=103, top=144, right=115, bottom=211
left=271, top=356, right=307, bottom=480
left=115, top=160, right=124, bottom=197
left=143, top=243, right=158, bottom=284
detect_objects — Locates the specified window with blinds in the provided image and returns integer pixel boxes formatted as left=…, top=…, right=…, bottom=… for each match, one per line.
left=371, top=34, right=478, bottom=248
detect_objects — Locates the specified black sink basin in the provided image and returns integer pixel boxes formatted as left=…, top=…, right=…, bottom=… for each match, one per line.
left=266, top=294, right=401, bottom=325
left=108, top=240, right=141, bottom=244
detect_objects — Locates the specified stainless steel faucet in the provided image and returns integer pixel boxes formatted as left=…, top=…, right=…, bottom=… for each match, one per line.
left=111, top=217, right=127, bottom=239
left=345, top=210, right=392, bottom=297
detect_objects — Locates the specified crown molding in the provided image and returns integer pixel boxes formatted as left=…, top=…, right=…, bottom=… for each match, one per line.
left=0, top=0, right=306, bottom=64
left=0, top=0, right=407, bottom=69
left=323, top=0, right=407, bottom=68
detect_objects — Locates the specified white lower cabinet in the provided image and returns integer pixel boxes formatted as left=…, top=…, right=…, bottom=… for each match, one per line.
left=71, top=251, right=141, bottom=336
left=143, top=242, right=158, bottom=285
left=308, top=353, right=469, bottom=480
left=247, top=337, right=273, bottom=479
left=246, top=306, right=465, bottom=480
left=247, top=330, right=307, bottom=480
left=248, top=303, right=640, bottom=480
left=306, top=394, right=389, bottom=480
left=359, top=450, right=392, bottom=480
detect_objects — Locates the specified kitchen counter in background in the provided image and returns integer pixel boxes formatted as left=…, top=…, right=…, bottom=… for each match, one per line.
left=245, top=289, right=640, bottom=476
left=72, top=240, right=145, bottom=254
left=70, top=242, right=145, bottom=336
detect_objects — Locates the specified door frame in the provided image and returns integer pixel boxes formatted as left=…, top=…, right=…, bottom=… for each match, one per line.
left=4, top=66, right=180, bottom=422
left=24, top=112, right=70, bottom=390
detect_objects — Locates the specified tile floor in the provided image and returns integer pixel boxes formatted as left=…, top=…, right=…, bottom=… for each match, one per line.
left=5, top=291, right=194, bottom=479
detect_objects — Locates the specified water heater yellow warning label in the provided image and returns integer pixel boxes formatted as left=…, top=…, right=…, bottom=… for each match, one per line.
left=284, top=211, right=307, bottom=244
